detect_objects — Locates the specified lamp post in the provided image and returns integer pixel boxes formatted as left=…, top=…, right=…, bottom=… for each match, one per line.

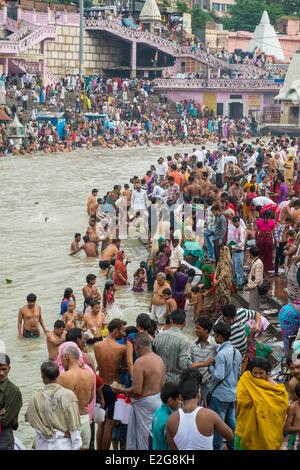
left=79, top=0, right=84, bottom=81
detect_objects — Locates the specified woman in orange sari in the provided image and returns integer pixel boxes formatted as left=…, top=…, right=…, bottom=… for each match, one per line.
left=113, top=251, right=129, bottom=286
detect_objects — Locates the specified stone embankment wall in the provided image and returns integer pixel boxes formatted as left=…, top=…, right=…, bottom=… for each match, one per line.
left=26, top=26, right=129, bottom=76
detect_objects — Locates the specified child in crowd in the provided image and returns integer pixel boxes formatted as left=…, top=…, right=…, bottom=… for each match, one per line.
left=162, top=288, right=177, bottom=316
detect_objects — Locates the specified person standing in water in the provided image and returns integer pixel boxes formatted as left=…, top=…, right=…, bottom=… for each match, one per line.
left=18, top=293, right=48, bottom=338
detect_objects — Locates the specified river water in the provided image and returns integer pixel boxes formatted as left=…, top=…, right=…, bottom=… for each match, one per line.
left=0, top=144, right=195, bottom=448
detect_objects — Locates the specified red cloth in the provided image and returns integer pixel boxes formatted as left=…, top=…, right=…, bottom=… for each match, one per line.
left=113, top=252, right=128, bottom=285
left=256, top=232, right=274, bottom=271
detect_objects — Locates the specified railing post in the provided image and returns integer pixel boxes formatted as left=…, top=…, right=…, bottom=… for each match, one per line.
left=131, top=41, right=136, bottom=78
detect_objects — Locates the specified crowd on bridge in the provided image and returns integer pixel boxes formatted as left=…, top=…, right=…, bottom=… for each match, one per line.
left=2, top=132, right=300, bottom=452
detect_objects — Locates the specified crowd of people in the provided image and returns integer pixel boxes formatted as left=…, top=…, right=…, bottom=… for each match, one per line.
left=2, top=133, right=300, bottom=452
left=0, top=72, right=261, bottom=156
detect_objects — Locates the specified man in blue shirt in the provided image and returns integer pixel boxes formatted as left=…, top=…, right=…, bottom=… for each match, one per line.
left=151, top=383, right=180, bottom=450
left=208, top=321, right=242, bottom=450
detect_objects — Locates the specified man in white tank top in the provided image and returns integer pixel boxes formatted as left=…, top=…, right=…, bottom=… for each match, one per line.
left=166, top=370, right=233, bottom=450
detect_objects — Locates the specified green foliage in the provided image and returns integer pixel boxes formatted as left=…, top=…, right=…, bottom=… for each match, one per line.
left=176, top=2, right=190, bottom=14
left=223, top=0, right=286, bottom=32
left=192, top=7, right=213, bottom=32
left=160, top=0, right=171, bottom=10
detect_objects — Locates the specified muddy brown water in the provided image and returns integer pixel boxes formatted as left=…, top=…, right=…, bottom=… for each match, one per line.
left=0, top=144, right=198, bottom=448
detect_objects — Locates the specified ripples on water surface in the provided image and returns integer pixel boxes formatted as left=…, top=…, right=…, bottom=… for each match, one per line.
left=0, top=144, right=195, bottom=447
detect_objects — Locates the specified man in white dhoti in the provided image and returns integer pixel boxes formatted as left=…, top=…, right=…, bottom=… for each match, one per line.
left=25, top=361, right=82, bottom=450
left=112, top=333, right=165, bottom=450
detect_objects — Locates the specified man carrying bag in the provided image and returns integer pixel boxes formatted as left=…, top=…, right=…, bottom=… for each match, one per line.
left=207, top=322, right=242, bottom=450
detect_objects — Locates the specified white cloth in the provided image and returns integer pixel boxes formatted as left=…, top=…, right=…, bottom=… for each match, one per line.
left=80, top=414, right=91, bottom=449
left=169, top=244, right=184, bottom=268
left=158, top=162, right=168, bottom=177
left=253, top=196, right=275, bottom=207
left=193, top=150, right=206, bottom=163
left=131, top=189, right=148, bottom=211
left=36, top=430, right=82, bottom=450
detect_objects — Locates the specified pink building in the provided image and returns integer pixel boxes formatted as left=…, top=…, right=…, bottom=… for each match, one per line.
left=227, top=18, right=300, bottom=62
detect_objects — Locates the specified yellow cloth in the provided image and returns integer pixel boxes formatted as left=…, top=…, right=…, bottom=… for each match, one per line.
left=236, top=371, right=288, bottom=450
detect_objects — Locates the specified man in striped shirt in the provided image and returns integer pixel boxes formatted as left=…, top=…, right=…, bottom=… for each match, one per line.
left=216, top=304, right=261, bottom=356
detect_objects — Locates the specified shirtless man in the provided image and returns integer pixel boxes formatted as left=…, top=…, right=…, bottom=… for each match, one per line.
left=284, top=383, right=300, bottom=449
left=82, top=274, right=101, bottom=309
left=93, top=318, right=127, bottom=450
left=186, top=176, right=201, bottom=202
left=87, top=189, right=98, bottom=217
left=82, top=235, right=98, bottom=257
left=200, top=173, right=214, bottom=200
left=57, top=346, right=95, bottom=450
left=121, top=184, right=132, bottom=210
left=82, top=301, right=105, bottom=344
left=70, top=233, right=83, bottom=256
left=288, top=357, right=300, bottom=401
left=113, top=333, right=165, bottom=450
left=150, top=273, right=170, bottom=325
left=99, top=239, right=121, bottom=270
left=86, top=218, right=99, bottom=246
left=18, top=293, right=48, bottom=338
left=46, top=320, right=66, bottom=360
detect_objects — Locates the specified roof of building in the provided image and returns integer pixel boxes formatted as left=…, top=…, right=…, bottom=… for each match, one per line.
left=248, top=10, right=285, bottom=61
left=275, top=46, right=300, bottom=101
left=139, top=0, right=162, bottom=22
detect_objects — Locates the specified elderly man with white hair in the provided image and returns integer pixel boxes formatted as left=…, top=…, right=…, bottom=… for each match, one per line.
left=57, top=346, right=95, bottom=449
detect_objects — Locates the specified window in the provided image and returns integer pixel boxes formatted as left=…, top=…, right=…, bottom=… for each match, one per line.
left=217, top=103, right=224, bottom=116
left=230, top=95, right=242, bottom=99
left=212, top=2, right=227, bottom=11
left=263, top=93, right=276, bottom=105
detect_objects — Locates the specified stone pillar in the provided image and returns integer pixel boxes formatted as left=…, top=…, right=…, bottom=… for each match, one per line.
left=4, top=57, right=8, bottom=75
left=47, top=7, right=52, bottom=24
left=17, top=6, right=22, bottom=22
left=131, top=41, right=136, bottom=78
left=2, top=4, right=7, bottom=24
left=40, top=40, right=45, bottom=85
left=207, top=66, right=211, bottom=79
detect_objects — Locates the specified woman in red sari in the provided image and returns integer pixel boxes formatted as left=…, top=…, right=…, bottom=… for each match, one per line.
left=256, top=210, right=276, bottom=273
left=113, top=251, right=129, bottom=286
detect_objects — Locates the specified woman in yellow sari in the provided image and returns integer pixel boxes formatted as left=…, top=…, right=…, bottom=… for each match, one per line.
left=235, top=357, right=288, bottom=450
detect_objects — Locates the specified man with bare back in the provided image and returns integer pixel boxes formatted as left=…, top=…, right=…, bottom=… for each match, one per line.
left=18, top=293, right=48, bottom=338
left=87, top=189, right=98, bottom=217
left=93, top=319, right=127, bottom=450
left=57, top=345, right=95, bottom=450
left=99, top=239, right=121, bottom=270
left=113, top=333, right=165, bottom=450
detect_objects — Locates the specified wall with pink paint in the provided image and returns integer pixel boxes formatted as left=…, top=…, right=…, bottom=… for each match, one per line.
left=227, top=32, right=300, bottom=62
left=162, top=88, right=279, bottom=120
